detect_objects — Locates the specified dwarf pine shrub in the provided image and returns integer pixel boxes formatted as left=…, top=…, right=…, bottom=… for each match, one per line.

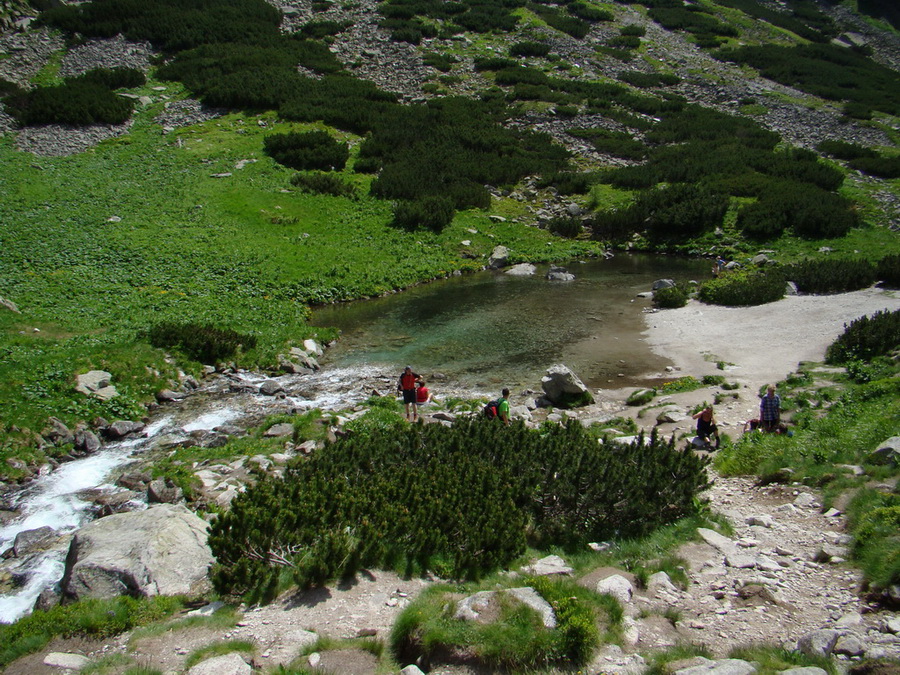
left=785, top=258, right=875, bottom=294
left=290, top=172, right=356, bottom=198
left=698, top=268, right=785, bottom=306
left=264, top=131, right=349, bottom=171
left=653, top=284, right=689, bottom=309
left=208, top=420, right=709, bottom=600
left=876, top=254, right=900, bottom=287
left=147, top=322, right=257, bottom=364
left=825, top=309, right=900, bottom=364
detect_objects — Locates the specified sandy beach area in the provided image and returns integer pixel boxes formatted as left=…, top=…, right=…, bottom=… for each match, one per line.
left=642, top=286, right=900, bottom=394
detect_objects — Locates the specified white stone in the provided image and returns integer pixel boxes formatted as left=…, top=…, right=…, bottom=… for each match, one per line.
left=186, top=653, right=252, bottom=675
left=43, top=653, right=91, bottom=670
left=596, top=574, right=634, bottom=604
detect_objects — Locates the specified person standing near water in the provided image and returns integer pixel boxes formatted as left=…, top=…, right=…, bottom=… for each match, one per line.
left=397, top=366, right=421, bottom=421
left=498, top=388, right=510, bottom=425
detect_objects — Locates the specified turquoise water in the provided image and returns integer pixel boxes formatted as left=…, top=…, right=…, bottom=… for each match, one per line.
left=312, top=254, right=710, bottom=392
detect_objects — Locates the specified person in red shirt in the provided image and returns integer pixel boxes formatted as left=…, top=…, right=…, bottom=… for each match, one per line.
left=415, top=380, right=432, bottom=406
left=397, top=366, right=421, bottom=421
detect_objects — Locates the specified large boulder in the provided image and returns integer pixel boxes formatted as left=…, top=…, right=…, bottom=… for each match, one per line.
left=488, top=245, right=510, bottom=269
left=869, top=437, right=900, bottom=466
left=541, top=364, right=594, bottom=408
left=61, top=504, right=213, bottom=601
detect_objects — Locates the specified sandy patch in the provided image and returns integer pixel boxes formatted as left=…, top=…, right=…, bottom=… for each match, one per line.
left=641, top=287, right=900, bottom=394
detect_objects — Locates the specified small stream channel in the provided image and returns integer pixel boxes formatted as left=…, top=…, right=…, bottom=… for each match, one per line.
left=0, top=253, right=709, bottom=624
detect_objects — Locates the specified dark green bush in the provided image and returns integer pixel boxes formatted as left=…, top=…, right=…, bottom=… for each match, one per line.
left=653, top=284, right=689, bottom=308
left=264, top=131, right=349, bottom=171
left=617, top=71, right=680, bottom=88
left=876, top=254, right=900, bottom=287
left=620, top=24, right=646, bottom=36
left=848, top=156, right=900, bottom=179
left=528, top=2, right=590, bottom=38
left=825, top=309, right=900, bottom=364
left=785, top=258, right=875, bottom=294
left=568, top=128, right=647, bottom=160
left=608, top=35, right=642, bottom=49
left=422, top=51, right=457, bottom=72
left=147, top=322, right=257, bottom=363
left=510, top=41, right=551, bottom=58
left=75, top=67, right=146, bottom=89
left=290, top=172, right=357, bottom=198
left=843, top=101, right=873, bottom=120
left=569, top=1, right=612, bottom=21
left=698, top=268, right=785, bottom=306
left=297, top=19, right=351, bottom=39
left=546, top=216, right=584, bottom=238
left=473, top=56, right=517, bottom=71
left=0, top=77, right=22, bottom=96
left=3, top=79, right=134, bottom=126
left=209, top=420, right=709, bottom=598
left=392, top=196, right=455, bottom=232
left=738, top=184, right=858, bottom=240
left=816, top=139, right=877, bottom=161
left=536, top=171, right=592, bottom=194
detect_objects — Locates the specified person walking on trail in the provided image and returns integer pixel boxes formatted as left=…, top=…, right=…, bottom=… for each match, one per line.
left=498, top=388, right=511, bottom=425
left=759, top=384, right=781, bottom=432
left=692, top=405, right=720, bottom=450
left=397, top=366, right=421, bottom=421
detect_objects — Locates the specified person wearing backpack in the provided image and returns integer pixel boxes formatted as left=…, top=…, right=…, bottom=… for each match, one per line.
left=397, top=365, right=422, bottom=421
left=484, top=388, right=511, bottom=423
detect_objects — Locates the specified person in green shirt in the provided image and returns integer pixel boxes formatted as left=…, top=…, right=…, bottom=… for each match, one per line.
left=498, top=388, right=510, bottom=425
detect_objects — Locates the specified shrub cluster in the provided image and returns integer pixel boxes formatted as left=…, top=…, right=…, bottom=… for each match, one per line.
left=784, top=258, right=875, bottom=294
left=391, top=196, right=455, bottom=232
left=146, top=322, right=257, bottom=363
left=263, top=131, right=349, bottom=171
left=546, top=216, right=584, bottom=238
left=876, top=254, right=900, bottom=287
left=2, top=67, right=143, bottom=127
left=510, top=41, right=551, bottom=58
left=714, top=0, right=836, bottom=42
left=825, top=309, right=900, bottom=364
left=713, top=43, right=900, bottom=116
left=209, top=420, right=709, bottom=599
left=290, top=172, right=357, bottom=198
left=698, top=268, right=785, bottom=306
left=617, top=71, right=680, bottom=88
left=653, top=284, right=689, bottom=309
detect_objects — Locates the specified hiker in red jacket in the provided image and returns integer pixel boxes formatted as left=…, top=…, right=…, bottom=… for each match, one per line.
left=397, top=365, right=422, bottom=421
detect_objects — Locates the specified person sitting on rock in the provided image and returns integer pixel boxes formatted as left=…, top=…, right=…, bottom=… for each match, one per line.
left=692, top=405, right=720, bottom=450
left=415, top=380, right=432, bottom=406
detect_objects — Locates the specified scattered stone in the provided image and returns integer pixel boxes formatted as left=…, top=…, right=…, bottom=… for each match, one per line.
left=546, top=265, right=575, bottom=281
left=259, top=380, right=285, bottom=396
left=104, top=420, right=144, bottom=439
left=869, top=436, right=900, bottom=466
left=797, top=629, right=841, bottom=657
left=264, top=423, right=294, bottom=438
left=506, top=263, right=536, bottom=276
left=541, top=364, right=593, bottom=407
left=186, top=652, right=251, bottom=675
left=745, top=515, right=773, bottom=528
left=0, top=295, right=20, bottom=313
left=521, top=554, right=573, bottom=576
left=834, top=634, right=866, bottom=657
left=793, top=493, right=818, bottom=508
left=147, top=478, right=183, bottom=504
left=43, top=652, right=90, bottom=670
left=596, top=574, right=634, bottom=604
left=697, top=528, right=735, bottom=553
left=488, top=245, right=509, bottom=269
left=674, top=658, right=757, bottom=675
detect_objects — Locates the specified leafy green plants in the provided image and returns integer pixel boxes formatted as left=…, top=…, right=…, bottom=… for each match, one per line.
left=627, top=388, right=656, bottom=406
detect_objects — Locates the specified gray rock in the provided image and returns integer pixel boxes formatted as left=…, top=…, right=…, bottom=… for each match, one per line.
left=104, top=420, right=144, bottom=439
left=647, top=571, right=679, bottom=595
left=186, top=652, right=251, bottom=675
left=401, top=666, right=426, bottom=675
left=43, top=417, right=74, bottom=446
left=541, top=364, right=593, bottom=407
left=488, top=245, right=510, bottom=269
left=546, top=265, right=575, bottom=281
left=147, top=478, right=183, bottom=504
left=725, top=553, right=757, bottom=569
left=793, top=492, right=818, bottom=508
left=596, top=574, right=634, bottom=604
left=869, top=436, right=900, bottom=466
left=652, top=278, right=675, bottom=291
left=75, top=370, right=112, bottom=396
left=74, top=429, right=101, bottom=454
left=521, top=554, right=572, bottom=576
left=751, top=254, right=770, bottom=265
left=43, top=652, right=90, bottom=670
left=675, top=658, right=757, bottom=675
left=697, top=528, right=735, bottom=553
left=62, top=504, right=213, bottom=600
left=259, top=380, right=284, bottom=396
left=779, top=669, right=828, bottom=675
left=656, top=406, right=687, bottom=423
left=0, top=295, right=21, bottom=313
left=11, top=526, right=56, bottom=557
left=288, top=348, right=320, bottom=370
left=833, top=634, right=866, bottom=656
left=506, top=263, right=536, bottom=276
left=797, top=629, right=841, bottom=657
left=155, top=389, right=186, bottom=402
left=264, top=423, right=294, bottom=438
left=746, top=515, right=774, bottom=528
left=885, top=617, right=900, bottom=634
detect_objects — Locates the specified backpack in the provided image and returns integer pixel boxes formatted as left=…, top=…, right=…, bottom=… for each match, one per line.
left=484, top=400, right=500, bottom=418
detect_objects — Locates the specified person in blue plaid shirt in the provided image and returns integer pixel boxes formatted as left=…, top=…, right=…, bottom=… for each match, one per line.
left=759, top=384, right=781, bottom=432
